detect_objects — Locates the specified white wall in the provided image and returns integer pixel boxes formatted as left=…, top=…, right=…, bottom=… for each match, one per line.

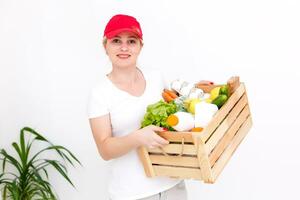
left=1, top=0, right=300, bottom=199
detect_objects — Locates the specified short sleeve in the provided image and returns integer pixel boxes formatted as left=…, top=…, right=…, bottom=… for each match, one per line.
left=87, top=87, right=109, bottom=119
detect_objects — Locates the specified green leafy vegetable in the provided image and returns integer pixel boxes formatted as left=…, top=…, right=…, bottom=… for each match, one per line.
left=141, top=100, right=178, bottom=130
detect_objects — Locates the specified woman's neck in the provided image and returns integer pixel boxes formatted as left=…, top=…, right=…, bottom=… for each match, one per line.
left=108, top=66, right=139, bottom=84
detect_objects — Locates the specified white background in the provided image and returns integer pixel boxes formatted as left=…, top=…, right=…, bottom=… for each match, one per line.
left=1, top=0, right=300, bottom=199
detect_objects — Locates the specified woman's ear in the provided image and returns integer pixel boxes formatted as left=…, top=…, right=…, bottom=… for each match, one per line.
left=102, top=38, right=108, bottom=54
left=140, top=40, right=144, bottom=48
left=103, top=43, right=108, bottom=55
left=139, top=41, right=144, bottom=52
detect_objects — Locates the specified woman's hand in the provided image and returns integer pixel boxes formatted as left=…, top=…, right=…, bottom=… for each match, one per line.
left=135, top=125, right=169, bottom=149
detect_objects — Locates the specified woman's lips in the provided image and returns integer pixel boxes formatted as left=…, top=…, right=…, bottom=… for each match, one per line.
left=117, top=54, right=131, bottom=59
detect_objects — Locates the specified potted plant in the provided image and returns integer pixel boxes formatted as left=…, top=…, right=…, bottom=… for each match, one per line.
left=0, top=127, right=81, bottom=200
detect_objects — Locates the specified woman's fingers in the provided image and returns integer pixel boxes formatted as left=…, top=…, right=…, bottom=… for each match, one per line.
left=153, top=134, right=169, bottom=145
left=138, top=125, right=169, bottom=148
left=147, top=136, right=169, bottom=148
left=149, top=125, right=165, bottom=132
left=148, top=141, right=160, bottom=149
left=148, top=125, right=169, bottom=145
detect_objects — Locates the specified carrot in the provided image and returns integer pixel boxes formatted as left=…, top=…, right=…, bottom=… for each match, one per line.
left=191, top=127, right=204, bottom=132
left=162, top=92, right=174, bottom=102
left=163, top=89, right=178, bottom=99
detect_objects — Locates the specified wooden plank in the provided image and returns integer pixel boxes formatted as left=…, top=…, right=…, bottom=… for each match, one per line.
left=206, top=94, right=249, bottom=153
left=153, top=165, right=202, bottom=180
left=212, top=116, right=253, bottom=181
left=244, top=90, right=252, bottom=116
left=200, top=83, right=246, bottom=142
left=147, top=143, right=197, bottom=156
left=157, top=131, right=194, bottom=143
left=227, top=76, right=240, bottom=96
left=149, top=154, right=199, bottom=167
left=137, top=147, right=156, bottom=177
left=209, top=105, right=251, bottom=166
left=194, top=137, right=214, bottom=183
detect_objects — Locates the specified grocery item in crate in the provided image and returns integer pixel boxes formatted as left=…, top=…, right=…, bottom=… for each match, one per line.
left=162, top=89, right=178, bottom=103
left=141, top=100, right=178, bottom=130
left=166, top=111, right=194, bottom=131
left=170, top=79, right=204, bottom=99
left=194, top=102, right=218, bottom=127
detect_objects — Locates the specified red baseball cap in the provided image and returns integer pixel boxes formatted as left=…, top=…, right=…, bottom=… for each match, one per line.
left=103, top=14, right=143, bottom=40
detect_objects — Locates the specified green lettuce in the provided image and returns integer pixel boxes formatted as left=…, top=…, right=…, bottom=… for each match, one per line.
left=141, top=100, right=178, bottom=130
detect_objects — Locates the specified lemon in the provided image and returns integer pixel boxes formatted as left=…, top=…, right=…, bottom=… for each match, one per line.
left=188, top=99, right=201, bottom=114
left=210, top=87, right=221, bottom=101
left=205, top=98, right=212, bottom=103
left=183, top=98, right=193, bottom=109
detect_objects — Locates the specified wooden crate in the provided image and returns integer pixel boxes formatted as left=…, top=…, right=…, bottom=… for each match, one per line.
left=138, top=81, right=252, bottom=183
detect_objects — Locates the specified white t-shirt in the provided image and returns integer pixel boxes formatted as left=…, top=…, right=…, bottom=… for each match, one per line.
left=87, top=68, right=181, bottom=200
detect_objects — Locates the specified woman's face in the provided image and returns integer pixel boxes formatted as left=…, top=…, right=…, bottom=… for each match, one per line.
left=104, top=32, right=143, bottom=69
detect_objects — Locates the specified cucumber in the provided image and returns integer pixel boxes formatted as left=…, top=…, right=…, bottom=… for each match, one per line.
left=212, top=94, right=228, bottom=108
left=219, top=85, right=229, bottom=97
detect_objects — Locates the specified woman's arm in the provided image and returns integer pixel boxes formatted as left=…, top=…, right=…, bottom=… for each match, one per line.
left=89, top=114, right=169, bottom=161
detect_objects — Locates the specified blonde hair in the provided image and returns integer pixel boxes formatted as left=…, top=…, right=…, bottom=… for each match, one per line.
left=102, top=37, right=108, bottom=47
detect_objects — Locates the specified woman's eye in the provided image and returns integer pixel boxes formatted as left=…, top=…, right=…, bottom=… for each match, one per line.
left=112, top=39, right=121, bottom=43
left=128, top=39, right=137, bottom=44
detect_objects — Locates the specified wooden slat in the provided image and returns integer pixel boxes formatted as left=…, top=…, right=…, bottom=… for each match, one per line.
left=227, top=76, right=240, bottom=96
left=157, top=131, right=194, bottom=143
left=137, top=147, right=156, bottom=177
left=212, top=116, right=253, bottom=180
left=200, top=83, right=246, bottom=142
left=147, top=143, right=197, bottom=155
left=153, top=165, right=202, bottom=180
left=149, top=154, right=199, bottom=167
left=194, top=137, right=214, bottom=183
left=209, top=105, right=251, bottom=166
left=206, top=94, right=249, bottom=153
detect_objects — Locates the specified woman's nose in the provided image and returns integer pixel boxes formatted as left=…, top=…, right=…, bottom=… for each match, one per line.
left=120, top=43, right=129, bottom=51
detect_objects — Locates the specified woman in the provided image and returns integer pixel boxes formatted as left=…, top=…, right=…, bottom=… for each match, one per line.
left=88, top=14, right=188, bottom=200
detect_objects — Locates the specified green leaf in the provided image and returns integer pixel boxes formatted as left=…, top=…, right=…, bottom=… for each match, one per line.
left=21, top=127, right=47, bottom=141
left=12, top=142, right=26, bottom=169
left=20, top=128, right=26, bottom=163
left=54, top=145, right=82, bottom=166
left=2, top=156, right=7, bottom=172
left=44, top=160, right=75, bottom=188
left=3, top=185, right=7, bottom=200
left=28, top=145, right=81, bottom=168
left=0, top=149, right=22, bottom=174
left=141, top=100, right=178, bottom=128
left=42, top=168, right=49, bottom=179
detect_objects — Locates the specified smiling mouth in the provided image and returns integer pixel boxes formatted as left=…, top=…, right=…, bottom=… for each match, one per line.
left=117, top=54, right=131, bottom=59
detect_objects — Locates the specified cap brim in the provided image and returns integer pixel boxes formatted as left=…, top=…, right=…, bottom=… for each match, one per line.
left=105, top=28, right=142, bottom=39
